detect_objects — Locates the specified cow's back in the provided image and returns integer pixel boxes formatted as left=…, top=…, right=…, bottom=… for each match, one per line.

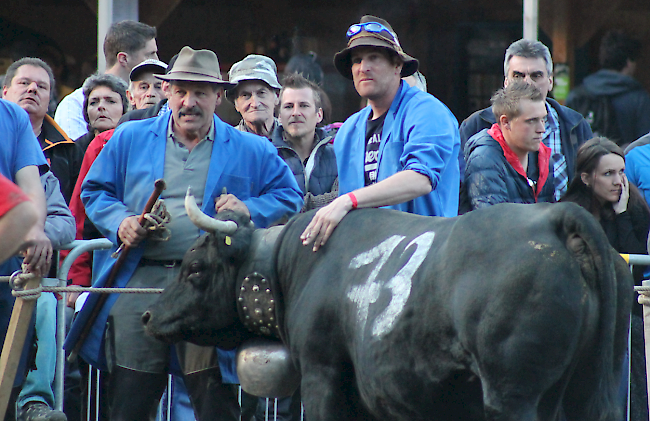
left=273, top=204, right=630, bottom=421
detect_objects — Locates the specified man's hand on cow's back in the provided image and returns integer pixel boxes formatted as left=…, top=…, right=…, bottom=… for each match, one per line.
left=215, top=193, right=251, bottom=218
left=118, top=215, right=147, bottom=248
left=301, top=194, right=354, bottom=252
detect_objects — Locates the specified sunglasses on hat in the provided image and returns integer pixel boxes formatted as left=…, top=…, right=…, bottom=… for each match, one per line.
left=346, top=22, right=400, bottom=47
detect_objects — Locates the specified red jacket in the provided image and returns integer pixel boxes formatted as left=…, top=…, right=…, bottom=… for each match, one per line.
left=63, top=129, right=114, bottom=286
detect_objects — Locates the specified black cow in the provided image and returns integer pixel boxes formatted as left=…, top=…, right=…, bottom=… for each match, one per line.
left=143, top=197, right=632, bottom=421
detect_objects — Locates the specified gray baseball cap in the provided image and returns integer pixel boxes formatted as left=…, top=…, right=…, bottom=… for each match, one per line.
left=228, top=55, right=282, bottom=93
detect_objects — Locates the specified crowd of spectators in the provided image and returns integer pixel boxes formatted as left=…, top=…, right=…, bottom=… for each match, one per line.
left=0, top=16, right=649, bottom=421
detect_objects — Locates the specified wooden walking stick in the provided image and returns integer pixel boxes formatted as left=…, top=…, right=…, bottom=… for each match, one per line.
left=0, top=274, right=41, bottom=419
left=67, top=179, right=166, bottom=361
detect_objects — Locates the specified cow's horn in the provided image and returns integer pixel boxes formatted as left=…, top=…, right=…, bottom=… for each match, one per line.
left=185, top=187, right=238, bottom=234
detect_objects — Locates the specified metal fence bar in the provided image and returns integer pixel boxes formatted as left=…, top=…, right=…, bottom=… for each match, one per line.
left=625, top=253, right=650, bottom=421
left=642, top=279, right=650, bottom=419
left=54, top=239, right=114, bottom=412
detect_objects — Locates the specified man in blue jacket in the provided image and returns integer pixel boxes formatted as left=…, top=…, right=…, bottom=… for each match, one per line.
left=301, top=15, right=460, bottom=251
left=66, top=46, right=302, bottom=421
left=459, top=39, right=592, bottom=202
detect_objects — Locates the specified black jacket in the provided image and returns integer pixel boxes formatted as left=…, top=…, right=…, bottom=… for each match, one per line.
left=39, top=115, right=83, bottom=203
left=118, top=99, right=168, bottom=125
left=460, top=127, right=555, bottom=213
left=567, top=69, right=650, bottom=146
left=459, top=98, right=593, bottom=182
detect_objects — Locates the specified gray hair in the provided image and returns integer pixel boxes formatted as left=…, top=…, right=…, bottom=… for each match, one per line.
left=503, top=39, right=553, bottom=77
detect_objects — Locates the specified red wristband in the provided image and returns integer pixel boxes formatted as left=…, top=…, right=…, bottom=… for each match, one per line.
left=347, top=192, right=358, bottom=210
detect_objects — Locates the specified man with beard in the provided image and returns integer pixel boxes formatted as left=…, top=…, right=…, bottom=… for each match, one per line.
left=273, top=73, right=338, bottom=211
left=301, top=15, right=460, bottom=251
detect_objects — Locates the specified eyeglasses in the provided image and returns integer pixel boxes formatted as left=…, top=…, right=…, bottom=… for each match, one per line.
left=346, top=22, right=400, bottom=46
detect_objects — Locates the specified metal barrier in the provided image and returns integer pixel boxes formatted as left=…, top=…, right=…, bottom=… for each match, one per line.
left=55, top=239, right=113, bottom=412
left=53, top=239, right=304, bottom=421
left=14, top=241, right=650, bottom=420
left=622, top=253, right=650, bottom=419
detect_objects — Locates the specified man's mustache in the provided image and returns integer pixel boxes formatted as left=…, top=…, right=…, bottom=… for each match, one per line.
left=178, top=107, right=203, bottom=117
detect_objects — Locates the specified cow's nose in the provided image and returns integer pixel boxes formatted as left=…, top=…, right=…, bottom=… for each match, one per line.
left=141, top=311, right=152, bottom=325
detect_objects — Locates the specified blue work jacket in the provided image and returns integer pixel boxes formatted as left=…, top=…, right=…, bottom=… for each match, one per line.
left=64, top=111, right=302, bottom=371
left=334, top=81, right=460, bottom=217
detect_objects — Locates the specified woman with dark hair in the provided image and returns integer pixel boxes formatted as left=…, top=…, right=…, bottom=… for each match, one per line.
left=75, top=73, right=128, bottom=153
left=561, top=136, right=649, bottom=420
left=561, top=137, right=649, bottom=274
left=65, top=73, right=128, bottom=305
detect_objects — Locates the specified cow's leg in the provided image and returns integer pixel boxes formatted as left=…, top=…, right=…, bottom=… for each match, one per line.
left=300, top=364, right=377, bottom=421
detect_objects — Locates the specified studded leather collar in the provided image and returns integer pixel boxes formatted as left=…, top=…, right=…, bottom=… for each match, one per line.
left=237, top=272, right=281, bottom=339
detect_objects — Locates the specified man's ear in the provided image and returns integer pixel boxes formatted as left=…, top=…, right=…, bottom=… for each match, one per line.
left=162, top=81, right=171, bottom=99
left=499, top=114, right=510, bottom=130
left=316, top=107, right=323, bottom=125
left=215, top=88, right=223, bottom=109
left=126, top=89, right=136, bottom=107
left=117, top=52, right=128, bottom=67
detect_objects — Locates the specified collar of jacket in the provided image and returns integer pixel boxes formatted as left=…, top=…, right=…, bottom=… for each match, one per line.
left=488, top=123, right=551, bottom=201
left=41, top=114, right=75, bottom=151
left=271, top=125, right=331, bottom=149
left=545, top=98, right=584, bottom=130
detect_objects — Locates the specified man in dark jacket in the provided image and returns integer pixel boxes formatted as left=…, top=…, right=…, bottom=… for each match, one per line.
left=566, top=30, right=650, bottom=149
left=3, top=57, right=82, bottom=203
left=272, top=73, right=338, bottom=212
left=462, top=82, right=553, bottom=212
left=459, top=39, right=592, bottom=202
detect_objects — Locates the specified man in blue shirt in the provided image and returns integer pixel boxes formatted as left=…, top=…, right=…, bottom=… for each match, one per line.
left=302, top=15, right=460, bottom=251
left=67, top=46, right=302, bottom=421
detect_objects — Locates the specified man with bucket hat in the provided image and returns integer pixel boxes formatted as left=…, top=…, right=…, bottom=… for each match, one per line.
left=301, top=15, right=460, bottom=251
left=65, top=46, right=302, bottom=420
left=227, top=54, right=281, bottom=138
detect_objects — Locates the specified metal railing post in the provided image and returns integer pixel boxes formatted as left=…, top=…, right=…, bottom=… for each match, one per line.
left=54, top=239, right=114, bottom=412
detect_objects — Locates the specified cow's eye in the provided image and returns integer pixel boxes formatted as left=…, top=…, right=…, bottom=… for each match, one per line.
left=189, top=261, right=203, bottom=274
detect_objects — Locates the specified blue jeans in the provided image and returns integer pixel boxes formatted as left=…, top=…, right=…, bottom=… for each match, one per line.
left=17, top=292, right=58, bottom=410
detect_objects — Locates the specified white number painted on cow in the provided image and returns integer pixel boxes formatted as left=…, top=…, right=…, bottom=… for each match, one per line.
left=347, top=235, right=405, bottom=335
left=347, top=232, right=436, bottom=338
